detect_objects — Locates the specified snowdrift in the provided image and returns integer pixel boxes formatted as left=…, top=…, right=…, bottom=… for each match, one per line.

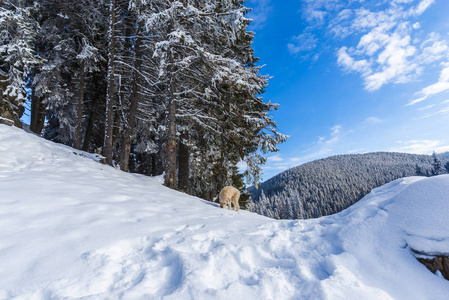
left=1, top=124, right=449, bottom=300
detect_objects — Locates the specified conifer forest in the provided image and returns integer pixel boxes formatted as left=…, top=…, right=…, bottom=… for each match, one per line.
left=247, top=152, right=449, bottom=220
left=0, top=0, right=287, bottom=199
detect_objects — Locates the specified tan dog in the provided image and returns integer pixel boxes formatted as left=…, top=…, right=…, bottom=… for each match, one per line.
left=219, top=186, right=240, bottom=212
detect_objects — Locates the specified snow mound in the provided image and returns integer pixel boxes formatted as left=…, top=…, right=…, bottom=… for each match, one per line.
left=1, top=125, right=449, bottom=300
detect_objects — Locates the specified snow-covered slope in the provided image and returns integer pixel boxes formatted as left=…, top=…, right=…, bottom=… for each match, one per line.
left=1, top=125, right=449, bottom=300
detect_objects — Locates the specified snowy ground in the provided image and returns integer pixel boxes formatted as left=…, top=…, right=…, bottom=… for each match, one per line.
left=1, top=125, right=449, bottom=300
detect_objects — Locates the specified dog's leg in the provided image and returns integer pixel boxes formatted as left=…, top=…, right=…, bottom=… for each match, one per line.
left=231, top=195, right=239, bottom=212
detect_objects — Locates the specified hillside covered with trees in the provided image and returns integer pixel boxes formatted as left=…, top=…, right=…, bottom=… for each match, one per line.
left=0, top=0, right=286, bottom=199
left=247, top=152, right=449, bottom=220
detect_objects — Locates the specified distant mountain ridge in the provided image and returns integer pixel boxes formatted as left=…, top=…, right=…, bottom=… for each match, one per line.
left=247, top=152, right=449, bottom=220
left=440, top=151, right=449, bottom=159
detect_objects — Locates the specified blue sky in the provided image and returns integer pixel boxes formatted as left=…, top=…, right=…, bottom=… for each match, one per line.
left=246, top=0, right=449, bottom=180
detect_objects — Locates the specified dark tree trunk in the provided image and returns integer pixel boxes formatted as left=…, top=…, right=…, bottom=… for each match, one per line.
left=30, top=84, right=46, bottom=134
left=120, top=34, right=142, bottom=172
left=112, top=110, right=121, bottom=160
left=29, top=87, right=39, bottom=132
left=164, top=89, right=177, bottom=189
left=73, top=61, right=85, bottom=149
left=82, top=108, right=94, bottom=152
left=178, top=134, right=189, bottom=193
left=164, top=18, right=178, bottom=189
left=103, top=0, right=116, bottom=165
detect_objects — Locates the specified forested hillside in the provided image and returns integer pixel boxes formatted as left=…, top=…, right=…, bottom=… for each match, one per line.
left=0, top=0, right=286, bottom=200
left=247, top=152, right=449, bottom=220
left=440, top=152, right=449, bottom=159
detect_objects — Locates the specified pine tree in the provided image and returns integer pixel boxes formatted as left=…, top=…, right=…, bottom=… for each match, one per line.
left=432, top=151, right=444, bottom=176
left=143, top=0, right=286, bottom=190
left=103, top=0, right=118, bottom=165
left=0, top=0, right=42, bottom=125
left=415, top=163, right=424, bottom=176
left=32, top=0, right=106, bottom=144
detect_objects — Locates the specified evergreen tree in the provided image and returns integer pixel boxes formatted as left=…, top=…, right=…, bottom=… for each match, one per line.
left=415, top=163, right=425, bottom=176
left=432, top=151, right=444, bottom=176
left=103, top=0, right=118, bottom=165
left=0, top=0, right=42, bottom=125
left=33, top=0, right=106, bottom=144
left=143, top=0, right=286, bottom=189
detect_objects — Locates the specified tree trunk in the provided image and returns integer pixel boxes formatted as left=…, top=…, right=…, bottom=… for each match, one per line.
left=164, top=18, right=178, bottom=189
left=120, top=33, right=142, bottom=172
left=103, top=0, right=116, bottom=166
left=178, top=133, right=189, bottom=193
left=82, top=108, right=94, bottom=152
left=112, top=110, right=121, bottom=160
left=164, top=87, right=177, bottom=189
left=30, top=79, right=46, bottom=134
left=29, top=84, right=38, bottom=132
left=36, top=101, right=45, bottom=133
left=73, top=61, right=85, bottom=149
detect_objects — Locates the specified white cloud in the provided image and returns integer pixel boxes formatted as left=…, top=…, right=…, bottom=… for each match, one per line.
left=301, top=0, right=343, bottom=26
left=409, top=0, right=435, bottom=17
left=348, top=148, right=366, bottom=154
left=337, top=46, right=371, bottom=76
left=351, top=8, right=395, bottom=32
left=263, top=125, right=346, bottom=177
left=267, top=154, right=284, bottom=162
left=417, top=104, right=435, bottom=111
left=261, top=154, right=296, bottom=176
left=364, top=116, right=383, bottom=124
left=247, top=0, right=272, bottom=30
left=437, top=106, right=449, bottom=115
left=287, top=33, right=319, bottom=55
left=296, top=0, right=448, bottom=92
left=413, top=102, right=449, bottom=119
left=331, top=125, right=341, bottom=135
left=391, top=139, right=449, bottom=154
left=338, top=25, right=420, bottom=91
left=406, top=63, right=449, bottom=106
left=316, top=125, right=343, bottom=146
left=406, top=95, right=428, bottom=106
left=419, top=63, right=449, bottom=95
left=419, top=33, right=449, bottom=64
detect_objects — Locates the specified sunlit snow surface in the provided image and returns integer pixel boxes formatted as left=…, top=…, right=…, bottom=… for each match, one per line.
left=1, top=125, right=449, bottom=299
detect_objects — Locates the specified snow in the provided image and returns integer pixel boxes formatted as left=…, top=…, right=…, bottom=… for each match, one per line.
left=1, top=124, right=449, bottom=299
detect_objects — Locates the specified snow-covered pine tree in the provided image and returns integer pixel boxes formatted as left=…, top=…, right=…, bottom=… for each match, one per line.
left=119, top=1, right=162, bottom=173
left=415, top=163, right=425, bottom=176
left=143, top=0, right=286, bottom=191
left=118, top=26, right=143, bottom=172
left=33, top=0, right=106, bottom=145
left=432, top=151, right=444, bottom=176
left=103, top=0, right=118, bottom=165
left=70, top=0, right=106, bottom=149
left=0, top=0, right=42, bottom=125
